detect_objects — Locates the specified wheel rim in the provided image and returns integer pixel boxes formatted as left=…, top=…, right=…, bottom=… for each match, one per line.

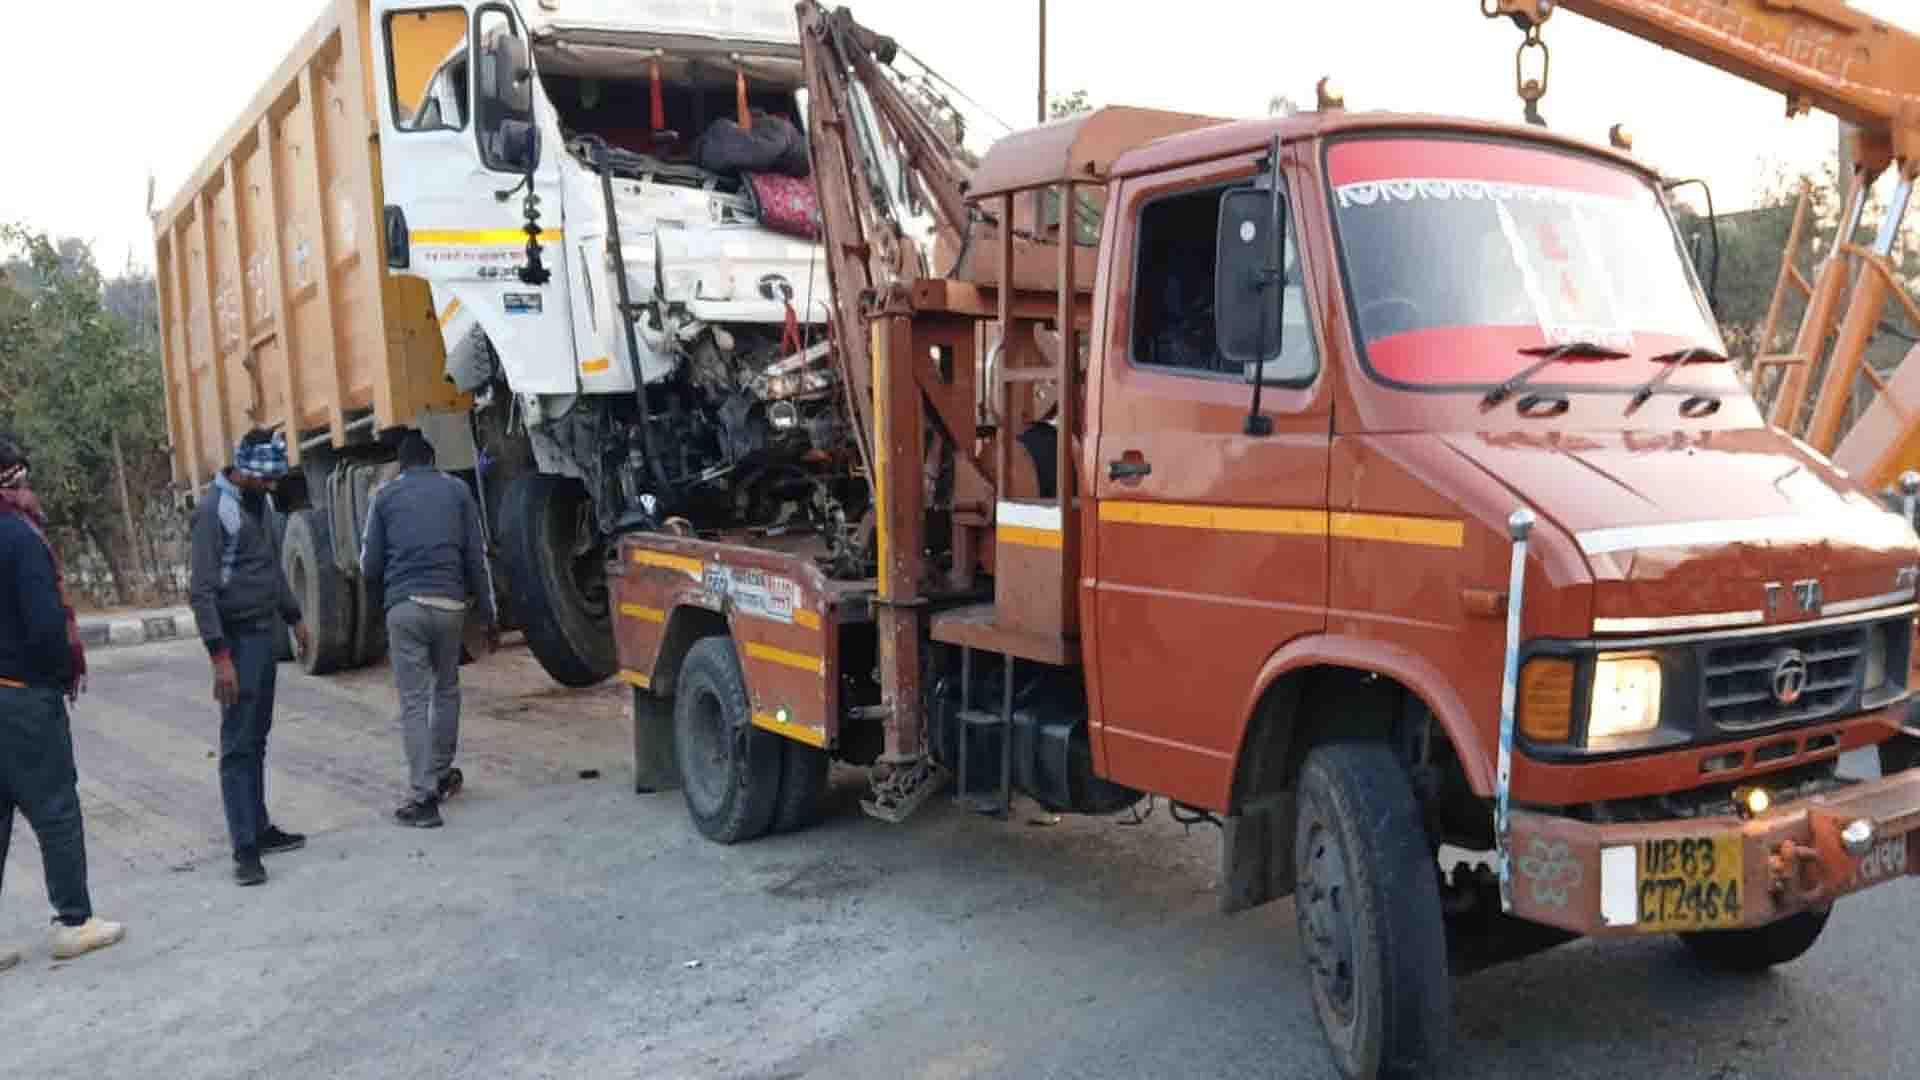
left=684, top=688, right=735, bottom=814
left=1300, top=812, right=1359, bottom=1029
left=566, top=498, right=609, bottom=621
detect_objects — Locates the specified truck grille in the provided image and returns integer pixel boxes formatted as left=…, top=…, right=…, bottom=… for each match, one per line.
left=1701, top=626, right=1865, bottom=733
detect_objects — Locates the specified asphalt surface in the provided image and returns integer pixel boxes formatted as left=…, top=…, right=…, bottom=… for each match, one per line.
left=3, top=638, right=1918, bottom=1079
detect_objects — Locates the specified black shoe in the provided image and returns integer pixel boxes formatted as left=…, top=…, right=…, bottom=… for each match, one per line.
left=436, top=768, right=464, bottom=802
left=394, top=800, right=443, bottom=829
left=259, top=826, right=306, bottom=856
left=234, top=850, right=268, bottom=887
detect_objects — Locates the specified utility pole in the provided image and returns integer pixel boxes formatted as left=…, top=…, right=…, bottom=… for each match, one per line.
left=1037, top=0, right=1047, bottom=123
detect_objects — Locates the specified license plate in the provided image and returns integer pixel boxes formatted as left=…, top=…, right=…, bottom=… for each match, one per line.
left=1635, top=836, right=1744, bottom=932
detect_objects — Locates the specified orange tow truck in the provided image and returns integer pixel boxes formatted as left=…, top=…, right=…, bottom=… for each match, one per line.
left=610, top=3, right=1920, bottom=1075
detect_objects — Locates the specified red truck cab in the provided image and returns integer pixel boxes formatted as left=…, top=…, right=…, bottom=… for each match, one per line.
left=615, top=104, right=1920, bottom=1078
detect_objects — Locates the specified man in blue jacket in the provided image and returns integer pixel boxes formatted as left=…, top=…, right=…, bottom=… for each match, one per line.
left=0, top=435, right=125, bottom=969
left=189, top=429, right=311, bottom=887
left=360, top=432, right=494, bottom=828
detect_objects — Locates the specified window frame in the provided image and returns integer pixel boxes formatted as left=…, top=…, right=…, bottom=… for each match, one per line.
left=383, top=5, right=472, bottom=135
left=1124, top=176, right=1321, bottom=388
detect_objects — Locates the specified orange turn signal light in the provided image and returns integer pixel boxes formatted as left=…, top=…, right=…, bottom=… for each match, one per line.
left=1519, top=658, right=1575, bottom=743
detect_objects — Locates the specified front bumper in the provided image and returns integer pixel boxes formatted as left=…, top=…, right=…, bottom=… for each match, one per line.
left=1508, top=767, right=1920, bottom=936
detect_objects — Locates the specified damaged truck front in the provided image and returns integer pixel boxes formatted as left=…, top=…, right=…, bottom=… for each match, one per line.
left=159, top=0, right=854, bottom=685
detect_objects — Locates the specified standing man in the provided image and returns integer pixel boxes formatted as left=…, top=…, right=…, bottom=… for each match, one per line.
left=360, top=433, right=493, bottom=829
left=0, top=435, right=125, bottom=968
left=190, top=428, right=311, bottom=887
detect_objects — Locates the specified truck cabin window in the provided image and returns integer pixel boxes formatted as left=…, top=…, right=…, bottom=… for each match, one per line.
left=539, top=69, right=807, bottom=188
left=1326, top=136, right=1730, bottom=392
left=386, top=8, right=470, bottom=132
left=1132, top=185, right=1314, bottom=380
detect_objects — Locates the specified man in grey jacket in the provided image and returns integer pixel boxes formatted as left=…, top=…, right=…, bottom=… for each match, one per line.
left=360, top=433, right=493, bottom=828
left=189, top=428, right=311, bottom=887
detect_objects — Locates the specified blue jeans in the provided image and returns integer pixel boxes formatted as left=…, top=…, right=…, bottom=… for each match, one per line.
left=0, top=685, right=92, bottom=926
left=219, top=628, right=279, bottom=855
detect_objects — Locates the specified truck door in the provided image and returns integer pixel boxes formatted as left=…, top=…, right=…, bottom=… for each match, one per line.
left=371, top=1, right=578, bottom=394
left=1088, top=167, right=1331, bottom=810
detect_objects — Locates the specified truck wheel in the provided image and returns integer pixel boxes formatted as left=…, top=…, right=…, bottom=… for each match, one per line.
left=500, top=474, right=615, bottom=687
left=351, top=572, right=388, bottom=668
left=673, top=638, right=782, bottom=844
left=282, top=510, right=355, bottom=676
left=1680, top=908, right=1830, bottom=972
left=1294, top=742, right=1450, bottom=1080
left=771, top=739, right=832, bottom=833
left=267, top=506, right=295, bottom=663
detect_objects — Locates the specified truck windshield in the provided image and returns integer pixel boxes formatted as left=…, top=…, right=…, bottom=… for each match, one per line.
left=1326, top=136, right=1730, bottom=392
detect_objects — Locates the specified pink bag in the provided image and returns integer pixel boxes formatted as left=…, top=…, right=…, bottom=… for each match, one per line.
left=746, top=172, right=820, bottom=240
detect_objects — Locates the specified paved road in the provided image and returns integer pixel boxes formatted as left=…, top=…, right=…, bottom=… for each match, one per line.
left=3, top=639, right=1917, bottom=1079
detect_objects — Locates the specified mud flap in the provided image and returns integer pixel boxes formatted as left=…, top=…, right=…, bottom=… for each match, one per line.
left=632, top=689, right=682, bottom=794
left=1881, top=718, right=1920, bottom=776
left=1220, top=792, right=1296, bottom=914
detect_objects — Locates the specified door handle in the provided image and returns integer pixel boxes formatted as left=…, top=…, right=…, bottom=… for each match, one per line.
left=1108, top=458, right=1152, bottom=481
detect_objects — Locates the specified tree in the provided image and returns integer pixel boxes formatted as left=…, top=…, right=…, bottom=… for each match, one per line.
left=1675, top=164, right=1920, bottom=434
left=1048, top=89, right=1091, bottom=120
left=0, top=226, right=172, bottom=605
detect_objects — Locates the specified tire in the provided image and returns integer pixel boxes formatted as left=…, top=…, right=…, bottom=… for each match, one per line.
left=673, top=638, right=782, bottom=844
left=282, top=509, right=355, bottom=676
left=771, top=738, right=832, bottom=833
left=1294, top=742, right=1450, bottom=1080
left=351, top=572, right=388, bottom=669
left=1680, top=908, right=1830, bottom=972
left=267, top=506, right=295, bottom=663
left=500, top=474, right=615, bottom=687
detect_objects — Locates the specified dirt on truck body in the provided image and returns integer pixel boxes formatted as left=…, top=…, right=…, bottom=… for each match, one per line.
left=611, top=4, right=1920, bottom=1078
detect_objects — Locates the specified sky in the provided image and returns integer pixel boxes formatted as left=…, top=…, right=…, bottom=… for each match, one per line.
left=4, top=0, right=1915, bottom=272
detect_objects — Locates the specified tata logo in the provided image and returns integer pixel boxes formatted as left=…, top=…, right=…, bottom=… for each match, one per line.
left=1763, top=579, right=1823, bottom=618
left=1769, top=648, right=1810, bottom=707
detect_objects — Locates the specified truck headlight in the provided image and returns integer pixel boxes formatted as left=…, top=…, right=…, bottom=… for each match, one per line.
left=1588, top=657, right=1662, bottom=740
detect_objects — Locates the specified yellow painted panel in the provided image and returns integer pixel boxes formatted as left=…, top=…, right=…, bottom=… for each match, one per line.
left=1330, top=512, right=1466, bottom=549
left=619, top=603, right=666, bottom=623
left=998, top=524, right=1065, bottom=550
left=632, top=550, right=703, bottom=579
left=745, top=641, right=825, bottom=677
left=411, top=229, right=563, bottom=246
left=1098, top=500, right=1328, bottom=536
left=752, top=711, right=828, bottom=747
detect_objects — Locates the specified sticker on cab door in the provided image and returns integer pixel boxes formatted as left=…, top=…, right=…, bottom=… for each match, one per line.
left=503, top=292, right=543, bottom=315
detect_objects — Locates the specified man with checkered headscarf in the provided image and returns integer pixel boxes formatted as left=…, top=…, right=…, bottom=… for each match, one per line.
left=188, top=428, right=312, bottom=887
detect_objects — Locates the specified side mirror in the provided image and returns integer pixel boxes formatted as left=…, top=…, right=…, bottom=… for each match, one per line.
left=1214, top=186, right=1286, bottom=377
left=384, top=205, right=410, bottom=269
left=476, top=19, right=536, bottom=172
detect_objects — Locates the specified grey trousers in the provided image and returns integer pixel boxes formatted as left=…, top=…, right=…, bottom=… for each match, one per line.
left=388, top=601, right=465, bottom=803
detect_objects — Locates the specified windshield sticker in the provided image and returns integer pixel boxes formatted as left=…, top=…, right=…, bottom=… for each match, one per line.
left=504, top=292, right=543, bottom=315
left=1334, top=178, right=1632, bottom=210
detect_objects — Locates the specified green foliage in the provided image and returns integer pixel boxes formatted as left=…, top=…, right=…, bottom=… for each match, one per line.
left=1675, top=164, right=1920, bottom=363
left=0, top=225, right=171, bottom=603
left=1047, top=89, right=1091, bottom=120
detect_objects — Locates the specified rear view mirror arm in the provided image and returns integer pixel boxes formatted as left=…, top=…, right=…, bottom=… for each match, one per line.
left=1244, top=135, right=1284, bottom=438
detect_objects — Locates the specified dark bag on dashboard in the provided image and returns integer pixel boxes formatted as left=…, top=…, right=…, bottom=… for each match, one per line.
left=694, top=112, right=810, bottom=177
